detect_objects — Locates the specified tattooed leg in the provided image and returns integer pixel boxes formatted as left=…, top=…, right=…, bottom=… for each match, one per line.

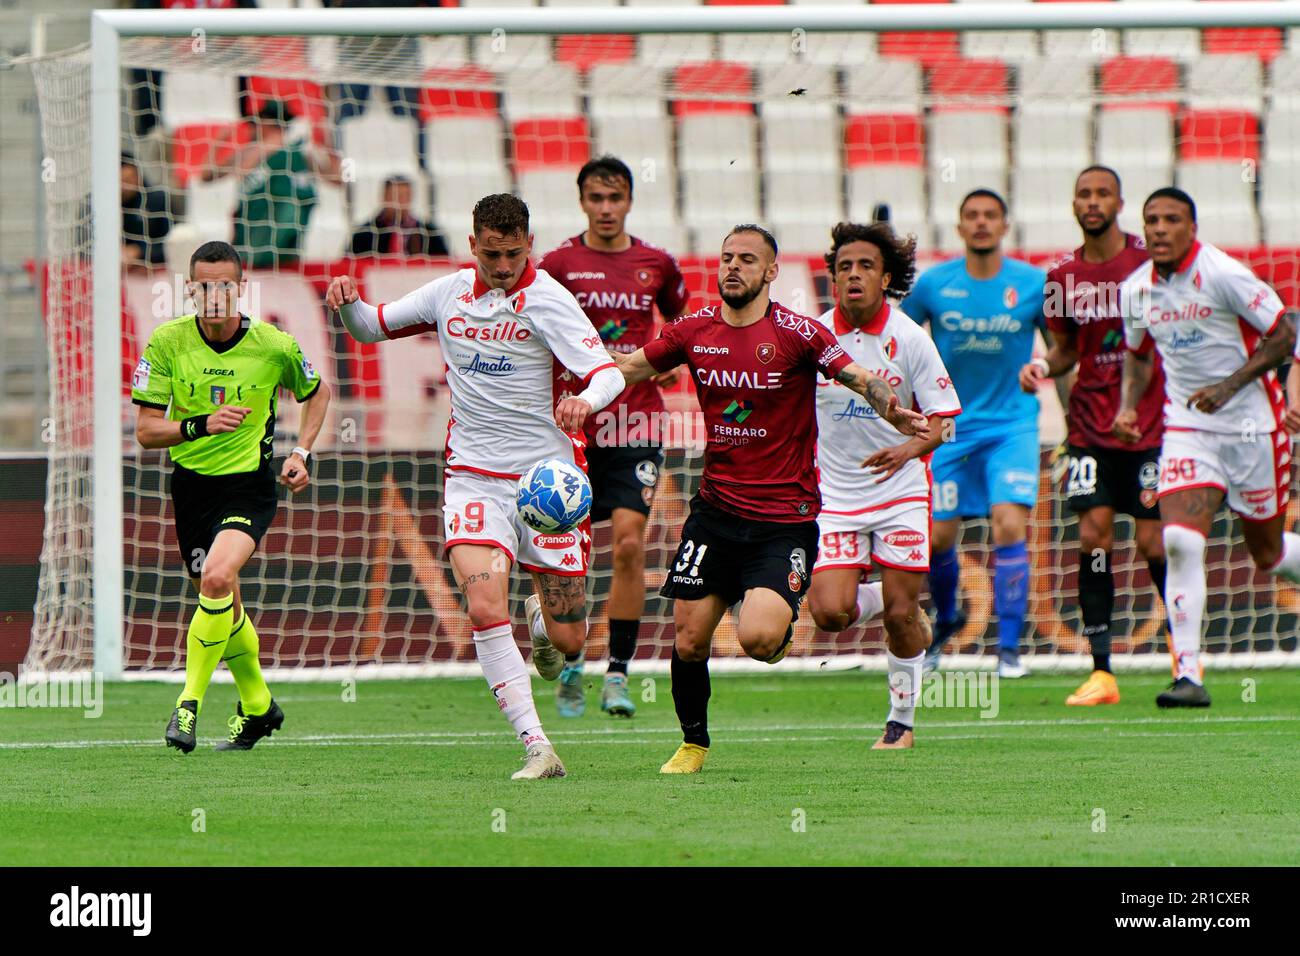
left=530, top=572, right=589, bottom=656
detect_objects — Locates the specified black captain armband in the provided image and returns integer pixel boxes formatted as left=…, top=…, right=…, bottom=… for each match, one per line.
left=180, top=416, right=210, bottom=441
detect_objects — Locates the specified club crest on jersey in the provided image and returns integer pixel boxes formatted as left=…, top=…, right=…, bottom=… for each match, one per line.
left=511, top=291, right=527, bottom=312
left=210, top=385, right=226, bottom=405
left=756, top=342, right=776, bottom=365
left=883, top=336, right=898, bottom=360
left=636, top=268, right=653, bottom=287
left=1003, top=286, right=1018, bottom=309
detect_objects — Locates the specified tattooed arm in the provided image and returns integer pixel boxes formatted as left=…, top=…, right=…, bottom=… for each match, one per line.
left=834, top=362, right=930, bottom=438
left=1188, top=312, right=1297, bottom=414
left=1112, top=348, right=1155, bottom=444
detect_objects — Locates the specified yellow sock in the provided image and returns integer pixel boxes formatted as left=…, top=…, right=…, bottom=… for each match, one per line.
left=221, top=609, right=271, bottom=717
left=178, top=592, right=234, bottom=713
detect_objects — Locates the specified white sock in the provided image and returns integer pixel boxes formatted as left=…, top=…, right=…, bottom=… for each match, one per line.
left=1264, top=531, right=1300, bottom=585
left=472, top=622, right=550, bottom=748
left=850, top=581, right=884, bottom=627
left=527, top=601, right=548, bottom=642
left=1163, top=525, right=1207, bottom=685
left=886, top=648, right=924, bottom=728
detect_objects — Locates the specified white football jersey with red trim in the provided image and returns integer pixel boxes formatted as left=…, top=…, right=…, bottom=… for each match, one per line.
left=376, top=262, right=615, bottom=478
left=1120, top=241, right=1287, bottom=435
left=814, top=301, right=962, bottom=515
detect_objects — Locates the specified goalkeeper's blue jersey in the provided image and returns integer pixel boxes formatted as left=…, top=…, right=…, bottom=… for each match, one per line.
left=900, top=256, right=1047, bottom=437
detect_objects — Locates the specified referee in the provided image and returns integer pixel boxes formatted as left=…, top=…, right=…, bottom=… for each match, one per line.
left=132, top=241, right=330, bottom=753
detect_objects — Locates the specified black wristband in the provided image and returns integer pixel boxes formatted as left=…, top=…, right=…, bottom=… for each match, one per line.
left=180, top=415, right=210, bottom=442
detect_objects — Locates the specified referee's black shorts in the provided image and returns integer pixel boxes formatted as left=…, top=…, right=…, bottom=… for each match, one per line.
left=169, top=464, right=278, bottom=577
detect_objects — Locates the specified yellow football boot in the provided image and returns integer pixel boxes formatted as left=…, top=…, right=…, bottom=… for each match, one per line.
left=1065, top=669, right=1121, bottom=706
left=659, top=742, right=709, bottom=774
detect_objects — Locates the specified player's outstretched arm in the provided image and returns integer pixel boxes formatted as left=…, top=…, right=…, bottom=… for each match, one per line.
left=136, top=404, right=250, bottom=450
left=326, top=275, right=384, bottom=343
left=281, top=380, right=331, bottom=494
left=835, top=362, right=929, bottom=438
left=1112, top=348, right=1154, bottom=443
left=1188, top=312, right=1297, bottom=415
left=614, top=348, right=662, bottom=387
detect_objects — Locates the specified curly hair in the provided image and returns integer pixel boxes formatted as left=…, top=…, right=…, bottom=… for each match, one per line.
left=823, top=221, right=918, bottom=298
left=472, top=193, right=530, bottom=238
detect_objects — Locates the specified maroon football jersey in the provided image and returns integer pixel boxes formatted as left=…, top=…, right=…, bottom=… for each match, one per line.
left=643, top=300, right=853, bottom=523
left=1044, top=233, right=1164, bottom=450
left=539, top=234, right=689, bottom=445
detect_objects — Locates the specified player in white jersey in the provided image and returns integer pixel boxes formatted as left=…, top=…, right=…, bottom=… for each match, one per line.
left=1115, top=188, right=1299, bottom=708
left=326, top=194, right=627, bottom=778
left=809, top=222, right=962, bottom=749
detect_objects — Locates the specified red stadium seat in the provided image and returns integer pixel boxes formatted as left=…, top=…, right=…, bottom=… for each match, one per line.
left=1100, top=55, right=1179, bottom=110
left=1178, top=109, right=1261, bottom=162
left=844, top=115, right=925, bottom=167
left=418, top=65, right=499, bottom=120
left=927, top=59, right=1009, bottom=113
left=672, top=62, right=753, bottom=115
left=512, top=117, right=592, bottom=172
left=873, top=0, right=960, bottom=66
left=1204, top=28, right=1285, bottom=64
left=170, top=121, right=253, bottom=188
left=245, top=77, right=327, bottom=124
left=555, top=35, right=636, bottom=70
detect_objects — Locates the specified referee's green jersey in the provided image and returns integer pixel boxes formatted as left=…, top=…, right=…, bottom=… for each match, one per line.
left=130, top=315, right=322, bottom=476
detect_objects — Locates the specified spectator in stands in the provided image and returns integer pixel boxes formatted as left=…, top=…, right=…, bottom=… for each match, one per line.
left=349, top=176, right=449, bottom=257
left=199, top=100, right=343, bottom=269
left=121, top=155, right=171, bottom=269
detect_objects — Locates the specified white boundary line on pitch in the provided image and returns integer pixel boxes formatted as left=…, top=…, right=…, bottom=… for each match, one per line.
left=2, top=714, right=1297, bottom=751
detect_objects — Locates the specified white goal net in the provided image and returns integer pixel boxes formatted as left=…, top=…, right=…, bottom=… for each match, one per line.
left=25, top=7, right=1300, bottom=676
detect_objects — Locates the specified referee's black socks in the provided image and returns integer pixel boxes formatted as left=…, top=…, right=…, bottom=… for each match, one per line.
left=607, top=618, right=638, bottom=676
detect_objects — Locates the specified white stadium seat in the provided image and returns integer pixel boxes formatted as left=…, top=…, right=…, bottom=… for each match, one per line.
left=339, top=110, right=421, bottom=178
left=162, top=72, right=239, bottom=127
left=844, top=58, right=922, bottom=114
left=1186, top=54, right=1265, bottom=113
left=1260, top=159, right=1300, bottom=244
left=957, top=0, right=1039, bottom=62
left=1175, top=162, right=1260, bottom=248
left=588, top=64, right=670, bottom=119
left=501, top=64, right=582, bottom=121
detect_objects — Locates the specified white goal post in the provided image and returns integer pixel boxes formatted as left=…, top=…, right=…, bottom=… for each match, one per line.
left=50, top=2, right=1300, bottom=678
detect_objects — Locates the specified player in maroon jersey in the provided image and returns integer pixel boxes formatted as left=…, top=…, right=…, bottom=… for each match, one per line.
left=614, top=225, right=930, bottom=774
left=538, top=156, right=690, bottom=720
left=1018, top=166, right=1168, bottom=707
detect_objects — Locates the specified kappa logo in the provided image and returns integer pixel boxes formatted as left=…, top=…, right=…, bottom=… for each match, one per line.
left=1247, top=288, right=1269, bottom=312
left=756, top=342, right=776, bottom=364
left=907, top=549, right=924, bottom=562
left=457, top=291, right=474, bottom=305
left=560, top=553, right=579, bottom=568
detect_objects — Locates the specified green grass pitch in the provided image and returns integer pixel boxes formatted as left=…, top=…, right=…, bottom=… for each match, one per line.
left=1, top=670, right=1297, bottom=866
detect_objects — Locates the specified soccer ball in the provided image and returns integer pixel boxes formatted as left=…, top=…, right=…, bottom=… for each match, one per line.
left=516, top=459, right=592, bottom=534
